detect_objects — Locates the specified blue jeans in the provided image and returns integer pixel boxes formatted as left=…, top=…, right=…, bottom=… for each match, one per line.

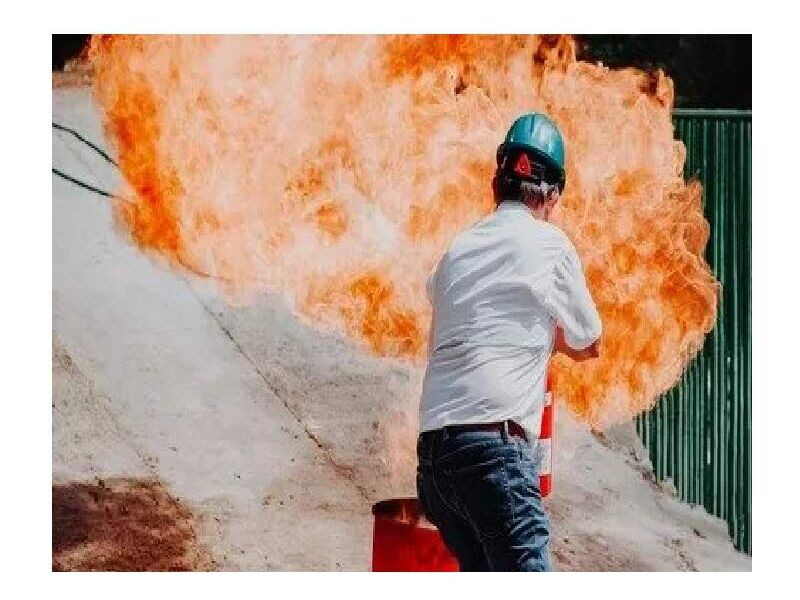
left=416, top=426, right=552, bottom=571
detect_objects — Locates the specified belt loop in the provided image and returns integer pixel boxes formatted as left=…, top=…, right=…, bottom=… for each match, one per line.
left=442, top=426, right=449, bottom=441
left=501, top=420, right=509, bottom=443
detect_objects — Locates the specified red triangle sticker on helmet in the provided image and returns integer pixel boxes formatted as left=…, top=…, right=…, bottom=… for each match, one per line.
left=513, top=152, right=532, bottom=177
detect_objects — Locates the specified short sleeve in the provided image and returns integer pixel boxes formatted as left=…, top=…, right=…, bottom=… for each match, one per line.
left=544, top=241, right=602, bottom=350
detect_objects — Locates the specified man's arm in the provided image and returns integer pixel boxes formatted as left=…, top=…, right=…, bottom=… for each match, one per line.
left=554, top=326, right=600, bottom=361
left=545, top=240, right=603, bottom=360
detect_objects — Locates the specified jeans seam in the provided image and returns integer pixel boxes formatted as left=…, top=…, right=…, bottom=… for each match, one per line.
left=502, top=457, right=514, bottom=534
left=467, top=457, right=514, bottom=541
left=509, top=441, right=520, bottom=529
left=431, top=468, right=463, bottom=517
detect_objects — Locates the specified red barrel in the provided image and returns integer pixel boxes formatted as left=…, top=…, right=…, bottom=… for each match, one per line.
left=538, top=372, right=554, bottom=497
left=372, top=498, right=458, bottom=571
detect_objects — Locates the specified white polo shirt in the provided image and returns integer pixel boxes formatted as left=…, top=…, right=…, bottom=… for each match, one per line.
left=419, top=201, right=602, bottom=441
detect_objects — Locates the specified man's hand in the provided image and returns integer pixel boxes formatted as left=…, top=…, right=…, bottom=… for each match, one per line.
left=554, top=327, right=600, bottom=361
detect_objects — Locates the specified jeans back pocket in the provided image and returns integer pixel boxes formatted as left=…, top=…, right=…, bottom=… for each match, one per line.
left=450, top=456, right=514, bottom=539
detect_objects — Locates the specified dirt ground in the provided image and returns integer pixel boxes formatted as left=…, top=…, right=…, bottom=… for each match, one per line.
left=52, top=84, right=751, bottom=571
left=52, top=478, right=212, bottom=571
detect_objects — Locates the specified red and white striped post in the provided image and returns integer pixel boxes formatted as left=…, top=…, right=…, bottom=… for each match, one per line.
left=537, top=371, right=554, bottom=497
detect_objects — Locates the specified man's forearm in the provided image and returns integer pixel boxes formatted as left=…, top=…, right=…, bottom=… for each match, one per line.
left=554, top=327, right=600, bottom=361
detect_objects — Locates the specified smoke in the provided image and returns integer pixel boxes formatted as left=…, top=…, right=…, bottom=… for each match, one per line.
left=89, top=34, right=717, bottom=429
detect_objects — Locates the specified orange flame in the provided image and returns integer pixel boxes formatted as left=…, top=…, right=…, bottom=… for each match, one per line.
left=89, top=35, right=717, bottom=429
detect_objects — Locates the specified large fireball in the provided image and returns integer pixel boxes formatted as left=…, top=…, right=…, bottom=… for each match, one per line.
left=89, top=34, right=717, bottom=429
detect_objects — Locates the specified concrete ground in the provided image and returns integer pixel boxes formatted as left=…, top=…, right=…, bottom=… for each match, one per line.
left=52, top=86, right=751, bottom=571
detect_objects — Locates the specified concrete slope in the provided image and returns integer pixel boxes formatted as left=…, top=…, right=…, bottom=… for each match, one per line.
left=204, top=291, right=751, bottom=572
left=53, top=88, right=370, bottom=571
left=53, top=86, right=750, bottom=571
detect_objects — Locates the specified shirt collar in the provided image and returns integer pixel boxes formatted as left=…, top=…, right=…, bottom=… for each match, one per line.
left=495, top=201, right=533, bottom=216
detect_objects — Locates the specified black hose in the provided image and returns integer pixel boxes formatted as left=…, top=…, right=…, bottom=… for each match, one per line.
left=52, top=167, right=115, bottom=198
left=52, top=121, right=119, bottom=168
left=52, top=121, right=121, bottom=199
left=51, top=123, right=231, bottom=283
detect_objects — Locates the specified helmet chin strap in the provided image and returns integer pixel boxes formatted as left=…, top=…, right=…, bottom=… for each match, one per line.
left=492, top=170, right=560, bottom=209
left=521, top=179, right=556, bottom=203
left=531, top=180, right=555, bottom=198
left=521, top=181, right=561, bottom=222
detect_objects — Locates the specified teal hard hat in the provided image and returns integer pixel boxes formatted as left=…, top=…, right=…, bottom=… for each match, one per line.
left=496, top=112, right=566, bottom=191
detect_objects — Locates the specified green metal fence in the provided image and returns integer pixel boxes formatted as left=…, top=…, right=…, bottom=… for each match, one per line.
left=635, top=109, right=751, bottom=554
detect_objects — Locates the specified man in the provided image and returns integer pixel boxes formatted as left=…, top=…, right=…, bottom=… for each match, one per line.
left=417, top=113, right=602, bottom=571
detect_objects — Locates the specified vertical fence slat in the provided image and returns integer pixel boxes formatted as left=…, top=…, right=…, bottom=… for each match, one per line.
left=635, top=109, right=751, bottom=554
